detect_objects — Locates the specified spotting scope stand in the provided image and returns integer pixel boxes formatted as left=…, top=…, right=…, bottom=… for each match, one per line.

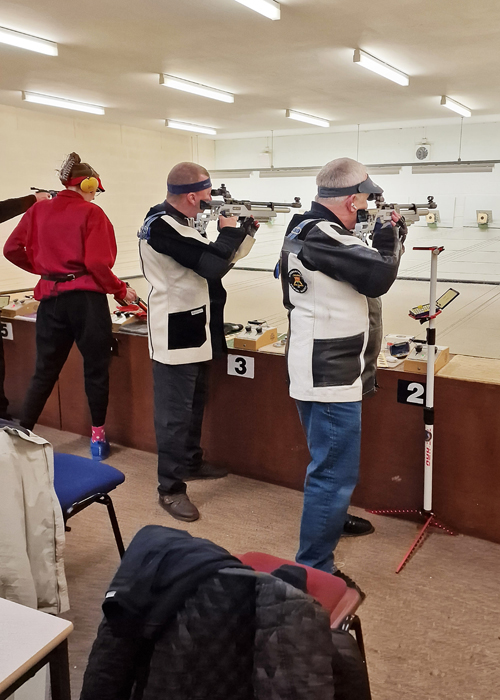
left=370, top=246, right=457, bottom=573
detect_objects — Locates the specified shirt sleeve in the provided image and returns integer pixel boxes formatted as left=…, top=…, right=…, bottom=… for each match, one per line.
left=148, top=217, right=248, bottom=280
left=299, top=222, right=402, bottom=298
left=2, top=207, right=37, bottom=273
left=83, top=207, right=127, bottom=299
left=0, top=194, right=36, bottom=224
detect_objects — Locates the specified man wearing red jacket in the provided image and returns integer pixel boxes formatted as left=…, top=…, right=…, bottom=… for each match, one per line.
left=3, top=152, right=136, bottom=459
left=0, top=190, right=51, bottom=420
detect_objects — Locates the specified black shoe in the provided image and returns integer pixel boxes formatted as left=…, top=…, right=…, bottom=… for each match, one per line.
left=184, top=462, right=228, bottom=481
left=333, top=570, right=366, bottom=601
left=342, top=514, right=375, bottom=538
left=158, top=493, right=199, bottom=522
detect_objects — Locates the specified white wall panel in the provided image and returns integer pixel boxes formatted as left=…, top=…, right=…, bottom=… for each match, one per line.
left=215, top=137, right=272, bottom=170
left=273, top=132, right=358, bottom=168
left=0, top=104, right=193, bottom=291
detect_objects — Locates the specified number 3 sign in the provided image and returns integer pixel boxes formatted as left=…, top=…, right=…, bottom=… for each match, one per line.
left=397, top=379, right=426, bottom=406
left=227, top=355, right=255, bottom=379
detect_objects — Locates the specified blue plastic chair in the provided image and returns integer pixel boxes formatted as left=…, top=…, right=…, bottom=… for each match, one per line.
left=53, top=453, right=126, bottom=558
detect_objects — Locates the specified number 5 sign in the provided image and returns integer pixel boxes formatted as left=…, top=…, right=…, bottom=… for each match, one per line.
left=397, top=379, right=426, bottom=406
left=0, top=321, right=13, bottom=341
left=227, top=354, right=255, bottom=379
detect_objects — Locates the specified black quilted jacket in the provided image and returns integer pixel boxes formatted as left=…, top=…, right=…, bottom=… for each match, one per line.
left=80, top=527, right=368, bottom=700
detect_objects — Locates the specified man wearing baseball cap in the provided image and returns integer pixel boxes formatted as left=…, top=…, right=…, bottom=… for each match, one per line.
left=139, top=161, right=255, bottom=521
left=280, top=157, right=406, bottom=592
left=3, top=152, right=136, bottom=459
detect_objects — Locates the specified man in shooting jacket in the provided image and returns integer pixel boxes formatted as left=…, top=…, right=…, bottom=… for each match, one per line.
left=280, top=157, right=405, bottom=587
left=139, top=162, right=254, bottom=522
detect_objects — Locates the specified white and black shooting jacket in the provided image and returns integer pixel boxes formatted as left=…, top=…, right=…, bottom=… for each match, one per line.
left=280, top=202, right=402, bottom=403
left=139, top=202, right=254, bottom=365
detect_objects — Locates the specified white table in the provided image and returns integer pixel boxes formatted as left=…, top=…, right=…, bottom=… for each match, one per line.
left=0, top=598, right=73, bottom=700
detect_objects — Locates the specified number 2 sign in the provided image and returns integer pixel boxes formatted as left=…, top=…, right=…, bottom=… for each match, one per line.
left=397, top=379, right=426, bottom=406
left=227, top=355, right=255, bottom=379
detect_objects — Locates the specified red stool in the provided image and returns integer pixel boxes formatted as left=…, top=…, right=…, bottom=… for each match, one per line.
left=238, top=552, right=367, bottom=663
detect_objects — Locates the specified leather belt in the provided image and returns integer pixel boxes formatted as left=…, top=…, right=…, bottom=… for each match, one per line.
left=41, top=271, right=87, bottom=283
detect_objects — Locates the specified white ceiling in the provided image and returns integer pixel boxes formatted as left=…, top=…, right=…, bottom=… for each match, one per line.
left=1, top=0, right=499, bottom=136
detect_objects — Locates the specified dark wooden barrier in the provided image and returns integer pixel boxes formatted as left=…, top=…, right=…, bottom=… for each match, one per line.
left=3, top=317, right=500, bottom=544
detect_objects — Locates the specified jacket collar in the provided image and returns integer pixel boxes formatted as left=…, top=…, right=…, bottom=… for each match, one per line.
left=164, top=201, right=188, bottom=223
left=58, top=189, right=88, bottom=201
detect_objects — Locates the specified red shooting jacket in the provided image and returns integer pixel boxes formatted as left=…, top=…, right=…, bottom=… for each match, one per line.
left=3, top=189, right=127, bottom=301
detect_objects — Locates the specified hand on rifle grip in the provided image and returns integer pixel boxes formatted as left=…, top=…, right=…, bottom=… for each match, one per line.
left=218, top=213, right=238, bottom=229
left=122, top=286, right=137, bottom=304
left=397, top=216, right=408, bottom=245
left=242, top=216, right=259, bottom=237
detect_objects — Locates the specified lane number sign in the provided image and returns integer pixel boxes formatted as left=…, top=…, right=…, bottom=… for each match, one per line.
left=397, top=379, right=426, bottom=406
left=0, top=322, right=13, bottom=341
left=227, top=355, right=255, bottom=379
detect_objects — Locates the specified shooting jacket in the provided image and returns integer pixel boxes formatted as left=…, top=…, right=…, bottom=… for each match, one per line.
left=139, top=202, right=254, bottom=365
left=280, top=202, right=402, bottom=402
left=3, top=190, right=126, bottom=301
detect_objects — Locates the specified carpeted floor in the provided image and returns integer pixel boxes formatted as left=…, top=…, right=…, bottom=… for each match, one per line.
left=37, top=426, right=500, bottom=700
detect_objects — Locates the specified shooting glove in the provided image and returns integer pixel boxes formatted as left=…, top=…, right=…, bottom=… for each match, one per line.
left=397, top=216, right=408, bottom=245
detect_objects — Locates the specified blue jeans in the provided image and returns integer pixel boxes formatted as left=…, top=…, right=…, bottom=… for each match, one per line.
left=295, top=400, right=362, bottom=573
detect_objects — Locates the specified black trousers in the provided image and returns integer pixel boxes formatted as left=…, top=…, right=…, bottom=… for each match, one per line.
left=0, top=334, right=8, bottom=418
left=153, top=360, right=208, bottom=495
left=21, top=291, right=112, bottom=431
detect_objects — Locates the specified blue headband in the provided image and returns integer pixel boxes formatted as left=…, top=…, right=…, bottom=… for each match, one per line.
left=167, top=177, right=212, bottom=195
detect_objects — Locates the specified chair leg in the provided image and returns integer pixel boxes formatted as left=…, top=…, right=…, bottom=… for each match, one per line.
left=349, top=615, right=372, bottom=699
left=350, top=614, right=367, bottom=663
left=97, top=494, right=125, bottom=558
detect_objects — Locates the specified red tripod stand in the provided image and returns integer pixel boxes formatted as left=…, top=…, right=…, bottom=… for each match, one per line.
left=370, top=246, right=457, bottom=573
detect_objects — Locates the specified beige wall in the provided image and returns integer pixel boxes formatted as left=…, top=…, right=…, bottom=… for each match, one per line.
left=0, top=104, right=216, bottom=292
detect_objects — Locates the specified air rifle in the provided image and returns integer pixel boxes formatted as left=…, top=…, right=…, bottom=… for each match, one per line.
left=354, top=195, right=437, bottom=243
left=31, top=187, right=60, bottom=198
left=192, top=184, right=302, bottom=236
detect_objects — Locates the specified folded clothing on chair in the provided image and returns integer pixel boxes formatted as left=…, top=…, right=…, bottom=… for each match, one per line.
left=102, top=525, right=250, bottom=638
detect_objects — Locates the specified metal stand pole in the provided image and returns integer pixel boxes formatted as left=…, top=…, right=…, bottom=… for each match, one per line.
left=370, top=246, right=457, bottom=572
left=423, top=248, right=438, bottom=513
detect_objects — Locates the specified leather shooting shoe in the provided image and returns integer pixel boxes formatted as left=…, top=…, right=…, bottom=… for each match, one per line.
left=159, top=493, right=199, bottom=522
left=184, top=462, right=228, bottom=481
left=342, top=514, right=375, bottom=538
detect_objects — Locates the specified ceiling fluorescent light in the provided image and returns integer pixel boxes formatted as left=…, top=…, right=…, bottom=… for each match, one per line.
left=353, top=49, right=409, bottom=86
left=210, top=170, right=253, bottom=179
left=286, top=109, right=330, bottom=128
left=413, top=164, right=491, bottom=174
left=234, top=0, right=280, bottom=20
left=160, top=75, right=234, bottom=103
left=0, top=26, right=57, bottom=56
left=440, top=95, right=472, bottom=118
left=166, top=119, right=217, bottom=136
left=22, top=91, right=104, bottom=115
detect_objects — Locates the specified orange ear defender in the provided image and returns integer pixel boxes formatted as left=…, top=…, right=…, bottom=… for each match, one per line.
left=80, top=176, right=99, bottom=193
